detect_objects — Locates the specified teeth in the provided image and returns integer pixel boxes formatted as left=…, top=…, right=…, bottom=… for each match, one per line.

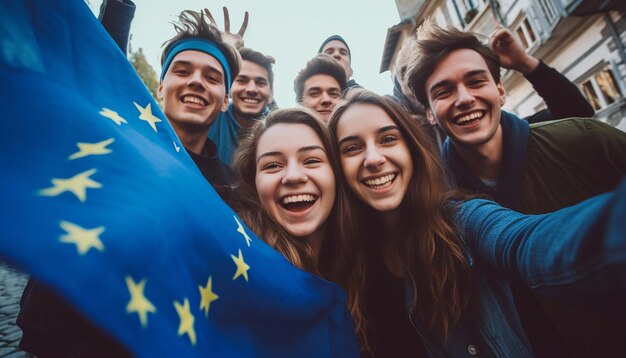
left=364, top=174, right=396, bottom=188
left=457, top=111, right=482, bottom=124
left=243, top=98, right=260, bottom=104
left=182, top=96, right=206, bottom=105
left=282, top=194, right=316, bottom=204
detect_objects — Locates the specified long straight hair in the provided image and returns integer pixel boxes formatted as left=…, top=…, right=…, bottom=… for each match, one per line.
left=231, top=107, right=367, bottom=342
left=328, top=89, right=472, bottom=338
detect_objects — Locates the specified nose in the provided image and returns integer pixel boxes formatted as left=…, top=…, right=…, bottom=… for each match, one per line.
left=186, top=70, right=205, bottom=90
left=363, top=147, right=386, bottom=169
left=455, top=85, right=475, bottom=108
left=320, top=92, right=332, bottom=106
left=281, top=162, right=308, bottom=185
left=333, top=53, right=341, bottom=61
left=245, top=80, right=258, bottom=94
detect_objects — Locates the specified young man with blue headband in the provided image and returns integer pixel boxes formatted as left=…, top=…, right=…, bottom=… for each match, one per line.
left=157, top=10, right=240, bottom=199
left=17, top=9, right=240, bottom=357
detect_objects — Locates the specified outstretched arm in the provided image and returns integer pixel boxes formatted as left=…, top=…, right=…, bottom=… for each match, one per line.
left=489, top=27, right=594, bottom=123
left=457, top=177, right=626, bottom=299
left=203, top=7, right=248, bottom=49
left=98, top=0, right=136, bottom=55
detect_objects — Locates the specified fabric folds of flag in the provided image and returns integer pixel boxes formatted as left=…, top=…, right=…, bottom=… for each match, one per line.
left=0, top=0, right=358, bottom=356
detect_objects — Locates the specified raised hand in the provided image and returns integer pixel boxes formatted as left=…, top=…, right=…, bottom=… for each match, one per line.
left=488, top=26, right=539, bottom=75
left=203, top=7, right=249, bottom=49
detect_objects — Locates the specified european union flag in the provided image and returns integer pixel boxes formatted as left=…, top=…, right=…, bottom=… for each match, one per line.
left=0, top=0, right=358, bottom=356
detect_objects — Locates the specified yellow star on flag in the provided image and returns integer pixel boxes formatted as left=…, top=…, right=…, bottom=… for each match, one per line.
left=125, top=276, right=156, bottom=328
left=69, top=138, right=114, bottom=160
left=99, top=108, right=127, bottom=125
left=59, top=220, right=105, bottom=255
left=231, top=249, right=250, bottom=282
left=174, top=298, right=197, bottom=345
left=134, top=102, right=162, bottom=132
left=38, top=169, right=102, bottom=202
left=198, top=277, right=219, bottom=317
left=234, top=216, right=252, bottom=247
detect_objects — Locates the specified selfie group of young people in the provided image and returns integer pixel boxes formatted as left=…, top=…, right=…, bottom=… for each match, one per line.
left=17, top=1, right=626, bottom=357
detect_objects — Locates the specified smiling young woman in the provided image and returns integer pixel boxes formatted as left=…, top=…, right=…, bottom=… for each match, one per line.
left=231, top=107, right=367, bottom=345
left=327, top=89, right=626, bottom=357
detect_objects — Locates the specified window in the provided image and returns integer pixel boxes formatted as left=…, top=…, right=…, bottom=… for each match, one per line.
left=538, top=0, right=559, bottom=25
left=516, top=18, right=537, bottom=49
left=580, top=66, right=623, bottom=111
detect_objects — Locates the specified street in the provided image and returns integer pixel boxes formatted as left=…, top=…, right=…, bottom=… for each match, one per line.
left=0, top=263, right=26, bottom=357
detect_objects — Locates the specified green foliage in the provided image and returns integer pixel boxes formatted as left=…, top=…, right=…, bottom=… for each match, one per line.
left=129, top=47, right=159, bottom=101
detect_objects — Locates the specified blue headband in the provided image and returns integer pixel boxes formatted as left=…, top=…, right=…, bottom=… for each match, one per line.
left=160, top=39, right=232, bottom=93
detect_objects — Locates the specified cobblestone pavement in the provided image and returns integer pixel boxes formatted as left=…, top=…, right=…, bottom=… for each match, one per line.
left=0, top=263, right=27, bottom=357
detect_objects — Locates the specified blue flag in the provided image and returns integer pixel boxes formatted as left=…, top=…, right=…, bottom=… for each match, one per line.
left=0, top=0, right=358, bottom=356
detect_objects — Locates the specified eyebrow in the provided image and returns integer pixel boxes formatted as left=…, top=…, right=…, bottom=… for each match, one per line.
left=337, top=125, right=399, bottom=145
left=429, top=69, right=488, bottom=92
left=256, top=145, right=326, bottom=163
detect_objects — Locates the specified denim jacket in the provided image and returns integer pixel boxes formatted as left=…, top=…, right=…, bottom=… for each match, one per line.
left=405, top=179, right=626, bottom=357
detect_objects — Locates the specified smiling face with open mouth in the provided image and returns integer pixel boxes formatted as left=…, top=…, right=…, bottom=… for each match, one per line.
left=157, top=50, right=229, bottom=131
left=231, top=60, right=273, bottom=120
left=255, top=123, right=336, bottom=242
left=424, top=48, right=506, bottom=148
left=336, top=103, right=413, bottom=212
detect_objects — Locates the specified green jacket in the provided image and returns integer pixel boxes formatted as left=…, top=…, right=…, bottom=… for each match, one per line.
left=520, top=117, right=626, bottom=214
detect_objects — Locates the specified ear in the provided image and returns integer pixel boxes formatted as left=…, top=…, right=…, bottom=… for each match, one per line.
left=425, top=107, right=437, bottom=126
left=497, top=81, right=506, bottom=107
left=221, top=95, right=229, bottom=112
left=268, top=88, right=274, bottom=105
left=157, top=83, right=164, bottom=100
left=346, top=65, right=354, bottom=79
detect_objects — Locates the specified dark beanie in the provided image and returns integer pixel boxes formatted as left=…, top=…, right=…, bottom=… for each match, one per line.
left=318, top=35, right=351, bottom=60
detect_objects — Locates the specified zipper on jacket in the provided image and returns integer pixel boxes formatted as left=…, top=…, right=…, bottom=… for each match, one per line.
left=408, top=311, right=442, bottom=358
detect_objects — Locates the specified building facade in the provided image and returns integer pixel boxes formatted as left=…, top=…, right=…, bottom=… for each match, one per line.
left=381, top=0, right=626, bottom=130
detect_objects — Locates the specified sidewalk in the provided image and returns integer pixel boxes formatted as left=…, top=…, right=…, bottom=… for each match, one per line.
left=0, top=263, right=27, bottom=357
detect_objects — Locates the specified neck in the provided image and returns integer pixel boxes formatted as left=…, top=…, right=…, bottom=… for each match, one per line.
left=379, top=212, right=405, bottom=277
left=171, top=123, right=208, bottom=155
left=454, top=125, right=503, bottom=180
left=233, top=108, right=258, bottom=128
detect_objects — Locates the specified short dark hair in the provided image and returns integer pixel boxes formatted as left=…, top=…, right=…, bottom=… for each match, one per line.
left=407, top=21, right=501, bottom=106
left=293, top=54, right=347, bottom=103
left=160, top=10, right=240, bottom=86
left=238, top=47, right=276, bottom=89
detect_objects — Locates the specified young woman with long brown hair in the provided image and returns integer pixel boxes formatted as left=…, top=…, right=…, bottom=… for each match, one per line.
left=328, top=89, right=626, bottom=357
left=231, top=107, right=366, bottom=344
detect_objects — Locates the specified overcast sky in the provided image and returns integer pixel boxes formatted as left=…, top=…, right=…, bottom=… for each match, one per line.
left=90, top=0, right=402, bottom=106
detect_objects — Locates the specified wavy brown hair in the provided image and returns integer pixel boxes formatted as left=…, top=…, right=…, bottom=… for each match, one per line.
left=231, top=107, right=366, bottom=342
left=407, top=20, right=500, bottom=106
left=328, top=89, right=472, bottom=339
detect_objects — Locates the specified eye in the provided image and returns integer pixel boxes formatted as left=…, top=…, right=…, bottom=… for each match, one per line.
left=381, top=135, right=398, bottom=145
left=433, top=88, right=451, bottom=99
left=468, top=78, right=487, bottom=87
left=330, top=91, right=341, bottom=98
left=174, top=69, right=189, bottom=76
left=342, top=144, right=361, bottom=154
left=303, top=157, right=322, bottom=166
left=260, top=162, right=282, bottom=171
